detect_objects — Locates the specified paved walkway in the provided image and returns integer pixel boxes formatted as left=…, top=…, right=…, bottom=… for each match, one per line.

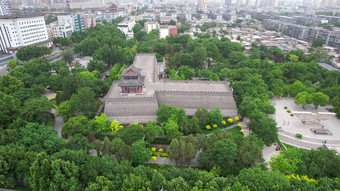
left=51, top=108, right=63, bottom=138
left=262, top=144, right=280, bottom=163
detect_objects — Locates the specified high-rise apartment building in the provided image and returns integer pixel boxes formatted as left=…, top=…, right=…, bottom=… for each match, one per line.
left=0, top=14, right=52, bottom=53
left=57, top=14, right=85, bottom=32
left=198, top=0, right=207, bottom=9
left=0, top=0, right=14, bottom=16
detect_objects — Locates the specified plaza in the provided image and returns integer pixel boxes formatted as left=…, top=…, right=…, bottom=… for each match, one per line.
left=272, top=98, right=340, bottom=153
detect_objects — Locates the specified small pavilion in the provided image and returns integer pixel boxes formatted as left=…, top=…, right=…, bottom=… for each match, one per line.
left=118, top=65, right=144, bottom=94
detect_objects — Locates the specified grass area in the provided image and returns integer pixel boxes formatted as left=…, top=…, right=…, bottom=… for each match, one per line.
left=152, top=151, right=169, bottom=157
left=198, top=127, right=222, bottom=135
left=283, top=143, right=298, bottom=149
left=276, top=138, right=287, bottom=151
left=226, top=126, right=244, bottom=137
left=283, top=143, right=308, bottom=151
left=95, top=134, right=115, bottom=141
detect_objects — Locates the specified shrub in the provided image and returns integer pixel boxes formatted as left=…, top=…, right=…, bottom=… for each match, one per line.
left=290, top=113, right=294, bottom=116
left=206, top=125, right=211, bottom=130
left=213, top=124, right=218, bottom=128
left=296, top=133, right=302, bottom=138
left=284, top=106, right=287, bottom=109
left=221, top=120, right=226, bottom=125
left=287, top=110, right=291, bottom=113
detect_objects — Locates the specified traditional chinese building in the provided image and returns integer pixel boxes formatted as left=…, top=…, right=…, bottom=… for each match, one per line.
left=105, top=54, right=238, bottom=124
left=118, top=65, right=144, bottom=94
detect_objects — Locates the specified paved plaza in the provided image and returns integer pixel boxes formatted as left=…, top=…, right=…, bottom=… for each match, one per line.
left=272, top=98, right=340, bottom=153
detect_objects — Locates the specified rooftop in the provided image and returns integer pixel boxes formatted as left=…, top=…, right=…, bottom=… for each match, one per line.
left=0, top=14, right=44, bottom=19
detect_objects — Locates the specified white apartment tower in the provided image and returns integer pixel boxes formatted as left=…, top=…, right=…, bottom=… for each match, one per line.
left=0, top=14, right=52, bottom=53
left=0, top=0, right=14, bottom=16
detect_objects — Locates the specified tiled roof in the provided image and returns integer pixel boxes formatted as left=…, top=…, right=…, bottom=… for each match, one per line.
left=121, top=65, right=142, bottom=76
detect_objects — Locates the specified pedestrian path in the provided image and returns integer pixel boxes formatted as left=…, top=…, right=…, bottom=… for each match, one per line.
left=51, top=108, right=63, bottom=138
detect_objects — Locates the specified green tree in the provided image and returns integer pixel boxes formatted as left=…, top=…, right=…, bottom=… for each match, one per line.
left=93, top=113, right=112, bottom=133
left=248, top=114, right=277, bottom=146
left=85, top=176, right=115, bottom=191
left=236, top=135, right=264, bottom=167
left=19, top=123, right=62, bottom=154
left=209, top=107, right=223, bottom=125
left=238, top=167, right=290, bottom=191
left=166, top=177, right=191, bottom=191
left=288, top=80, right=306, bottom=97
left=87, top=60, right=107, bottom=73
left=184, top=142, right=196, bottom=166
left=57, top=100, right=75, bottom=121
left=111, top=138, right=131, bottom=160
left=121, top=174, right=150, bottom=191
left=62, top=50, right=74, bottom=65
left=117, top=123, right=145, bottom=145
left=295, top=91, right=313, bottom=109
left=7, top=59, right=17, bottom=69
left=312, top=92, right=329, bottom=109
left=212, top=139, right=238, bottom=168
left=0, top=75, right=24, bottom=94
left=150, top=170, right=166, bottom=191
left=30, top=153, right=82, bottom=191
left=62, top=115, right=92, bottom=137
left=312, top=38, right=325, bottom=47
left=195, top=108, right=209, bottom=126
left=21, top=97, right=53, bottom=124
left=0, top=92, right=21, bottom=128
left=129, top=140, right=152, bottom=166
left=163, top=120, right=183, bottom=142
left=144, top=121, right=164, bottom=143
left=167, top=139, right=180, bottom=165
left=179, top=53, right=192, bottom=66
left=191, top=46, right=206, bottom=69
left=70, top=87, right=97, bottom=118
left=331, top=96, right=339, bottom=107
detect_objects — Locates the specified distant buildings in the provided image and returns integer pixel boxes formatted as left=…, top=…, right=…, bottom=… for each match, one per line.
left=0, top=0, right=13, bottom=16
left=145, top=21, right=159, bottom=34
left=117, top=21, right=135, bottom=39
left=198, top=0, right=207, bottom=9
left=51, top=23, right=73, bottom=38
left=264, top=19, right=340, bottom=53
left=0, top=14, right=52, bottom=53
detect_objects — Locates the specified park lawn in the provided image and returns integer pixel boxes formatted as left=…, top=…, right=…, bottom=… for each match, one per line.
left=226, top=126, right=244, bottom=137
left=198, top=127, right=222, bottom=135
left=283, top=143, right=309, bottom=151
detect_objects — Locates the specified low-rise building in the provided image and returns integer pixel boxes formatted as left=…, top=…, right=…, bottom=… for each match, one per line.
left=145, top=21, right=159, bottom=34
left=118, top=21, right=135, bottom=39
left=159, top=25, right=169, bottom=38
left=51, top=23, right=73, bottom=38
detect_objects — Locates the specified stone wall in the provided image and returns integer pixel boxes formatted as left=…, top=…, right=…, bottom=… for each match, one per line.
left=104, top=96, right=159, bottom=117
left=155, top=90, right=237, bottom=116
